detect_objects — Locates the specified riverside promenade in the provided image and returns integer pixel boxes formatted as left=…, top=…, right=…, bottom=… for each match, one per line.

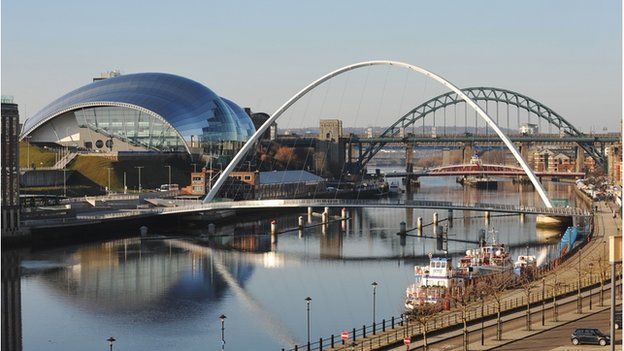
left=296, top=201, right=621, bottom=351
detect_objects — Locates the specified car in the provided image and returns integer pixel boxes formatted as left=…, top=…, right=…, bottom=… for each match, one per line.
left=571, top=328, right=610, bottom=346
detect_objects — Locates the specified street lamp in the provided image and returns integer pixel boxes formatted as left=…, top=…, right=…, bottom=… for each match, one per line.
left=24, top=135, right=31, bottom=169
left=164, top=165, right=172, bottom=187
left=371, top=281, right=378, bottom=331
left=542, top=277, right=546, bottom=326
left=480, top=293, right=485, bottom=346
left=107, top=167, right=114, bottom=194
left=135, top=166, right=144, bottom=192
left=305, top=297, right=312, bottom=347
left=588, top=263, right=594, bottom=310
left=219, top=314, right=226, bottom=351
left=577, top=248, right=582, bottom=314
left=106, top=336, right=116, bottom=351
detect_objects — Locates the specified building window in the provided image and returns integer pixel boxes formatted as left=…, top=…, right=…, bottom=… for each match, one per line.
left=244, top=175, right=251, bottom=180
left=95, top=140, right=104, bottom=148
left=105, top=139, right=113, bottom=148
left=84, top=141, right=92, bottom=149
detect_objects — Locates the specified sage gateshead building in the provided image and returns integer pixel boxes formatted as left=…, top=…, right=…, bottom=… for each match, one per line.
left=19, top=73, right=256, bottom=159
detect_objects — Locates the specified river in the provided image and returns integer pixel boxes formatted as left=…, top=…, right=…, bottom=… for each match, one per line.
left=5, top=177, right=583, bottom=351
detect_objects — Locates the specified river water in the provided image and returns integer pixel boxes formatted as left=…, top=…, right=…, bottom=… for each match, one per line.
left=9, top=177, right=583, bottom=351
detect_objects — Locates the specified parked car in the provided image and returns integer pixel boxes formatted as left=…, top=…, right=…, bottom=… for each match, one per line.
left=571, top=328, right=610, bottom=346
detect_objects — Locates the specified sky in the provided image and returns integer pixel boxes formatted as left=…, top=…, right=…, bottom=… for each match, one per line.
left=2, top=0, right=622, bottom=131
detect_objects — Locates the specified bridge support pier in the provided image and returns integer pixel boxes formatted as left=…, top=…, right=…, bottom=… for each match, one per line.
left=447, top=209, right=453, bottom=227
left=322, top=207, right=330, bottom=224
left=416, top=217, right=423, bottom=236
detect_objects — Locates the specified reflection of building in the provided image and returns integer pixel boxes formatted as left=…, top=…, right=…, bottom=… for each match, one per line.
left=319, top=119, right=343, bottom=142
left=20, top=73, right=255, bottom=161
left=1, top=251, right=22, bottom=351
left=1, top=98, right=21, bottom=237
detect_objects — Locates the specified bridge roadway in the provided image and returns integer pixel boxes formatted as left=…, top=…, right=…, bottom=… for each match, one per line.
left=24, top=198, right=589, bottom=230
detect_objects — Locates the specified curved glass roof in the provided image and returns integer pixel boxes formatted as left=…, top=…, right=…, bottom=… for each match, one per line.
left=222, top=98, right=256, bottom=141
left=21, top=73, right=253, bottom=146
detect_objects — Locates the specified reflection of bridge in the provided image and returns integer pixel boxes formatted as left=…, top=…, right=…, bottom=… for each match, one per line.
left=384, top=163, right=585, bottom=178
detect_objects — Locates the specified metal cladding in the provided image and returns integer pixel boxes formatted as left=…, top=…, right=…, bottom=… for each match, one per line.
left=20, top=73, right=254, bottom=148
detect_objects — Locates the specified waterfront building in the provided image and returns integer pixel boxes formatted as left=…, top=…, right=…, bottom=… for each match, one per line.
left=548, top=153, right=575, bottom=173
left=19, top=73, right=255, bottom=162
left=1, top=97, right=21, bottom=237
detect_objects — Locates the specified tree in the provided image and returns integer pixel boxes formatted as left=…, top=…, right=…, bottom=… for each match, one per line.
left=406, top=302, right=443, bottom=351
left=480, top=271, right=515, bottom=340
left=518, top=266, right=537, bottom=331
left=449, top=281, right=480, bottom=351
left=544, top=270, right=565, bottom=322
left=596, top=257, right=609, bottom=307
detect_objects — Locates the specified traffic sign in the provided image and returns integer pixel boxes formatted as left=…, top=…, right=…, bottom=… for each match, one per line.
left=341, top=331, right=349, bottom=341
left=403, top=337, right=411, bottom=345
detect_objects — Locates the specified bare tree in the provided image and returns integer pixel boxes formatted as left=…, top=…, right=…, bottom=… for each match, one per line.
left=480, top=271, right=515, bottom=340
left=518, top=266, right=537, bottom=331
left=406, top=302, right=443, bottom=351
left=544, top=270, right=566, bottom=322
left=449, top=282, right=481, bottom=351
left=597, top=257, right=609, bottom=306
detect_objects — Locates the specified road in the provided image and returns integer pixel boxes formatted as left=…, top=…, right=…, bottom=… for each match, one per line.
left=496, top=307, right=621, bottom=351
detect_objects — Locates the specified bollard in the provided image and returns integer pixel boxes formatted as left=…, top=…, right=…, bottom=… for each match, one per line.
left=447, top=209, right=454, bottom=227
left=416, top=217, right=423, bottom=236
left=319, top=338, right=323, bottom=351
left=363, top=325, right=366, bottom=338
left=295, top=345, right=298, bottom=351
left=433, top=212, right=438, bottom=227
left=271, top=220, right=277, bottom=235
left=383, top=319, right=386, bottom=332
left=331, top=335, right=334, bottom=348
left=341, top=207, right=347, bottom=220
left=322, top=211, right=329, bottom=224
left=308, top=207, right=313, bottom=223
left=392, top=316, right=395, bottom=329
left=324, top=206, right=330, bottom=216
left=399, top=221, right=407, bottom=235
left=298, top=216, right=304, bottom=229
left=352, top=328, right=356, bottom=341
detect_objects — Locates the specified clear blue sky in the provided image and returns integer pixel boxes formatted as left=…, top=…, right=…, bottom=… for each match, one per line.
left=2, top=0, right=621, bottom=131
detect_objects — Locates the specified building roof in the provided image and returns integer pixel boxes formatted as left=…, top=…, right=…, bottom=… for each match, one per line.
left=21, top=73, right=254, bottom=145
left=258, top=170, right=325, bottom=185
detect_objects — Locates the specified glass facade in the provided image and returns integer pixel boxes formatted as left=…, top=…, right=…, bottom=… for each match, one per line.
left=21, top=73, right=256, bottom=155
left=73, top=106, right=186, bottom=151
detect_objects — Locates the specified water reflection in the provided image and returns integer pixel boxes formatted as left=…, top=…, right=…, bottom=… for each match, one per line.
left=12, top=178, right=583, bottom=351
left=2, top=250, right=22, bottom=351
left=33, top=239, right=253, bottom=321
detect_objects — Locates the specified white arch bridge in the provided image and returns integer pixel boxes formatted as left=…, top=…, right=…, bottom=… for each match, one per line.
left=203, top=60, right=579, bottom=208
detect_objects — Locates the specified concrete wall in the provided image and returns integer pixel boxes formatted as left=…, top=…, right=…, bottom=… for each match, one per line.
left=20, top=170, right=72, bottom=187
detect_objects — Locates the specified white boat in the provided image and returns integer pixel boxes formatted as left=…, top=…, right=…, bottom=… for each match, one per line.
left=405, top=256, right=464, bottom=309
left=457, top=228, right=513, bottom=278
left=513, top=255, right=537, bottom=275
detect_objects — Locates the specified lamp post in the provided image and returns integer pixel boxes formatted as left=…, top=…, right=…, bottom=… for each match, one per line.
left=588, top=263, right=594, bottom=310
left=107, top=167, right=114, bottom=194
left=164, top=165, right=172, bottom=187
left=481, top=293, right=485, bottom=346
left=371, top=282, right=378, bottom=330
left=219, top=314, right=226, bottom=351
left=106, top=336, right=116, bottom=351
left=135, top=166, right=144, bottom=192
left=63, top=167, right=67, bottom=197
left=577, top=248, right=582, bottom=314
left=305, top=297, right=312, bottom=347
left=541, top=277, right=546, bottom=326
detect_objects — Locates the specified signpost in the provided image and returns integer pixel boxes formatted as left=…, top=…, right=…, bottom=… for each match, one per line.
left=403, top=337, right=411, bottom=350
left=341, top=330, right=349, bottom=345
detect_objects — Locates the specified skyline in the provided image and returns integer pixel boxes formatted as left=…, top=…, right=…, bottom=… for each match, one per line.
left=2, top=0, right=622, bottom=131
